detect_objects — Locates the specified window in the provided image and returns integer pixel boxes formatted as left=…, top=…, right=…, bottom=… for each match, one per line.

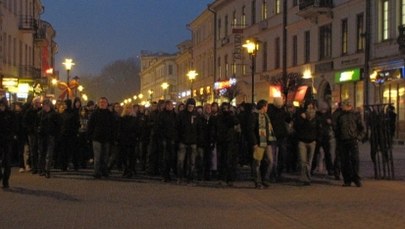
left=218, top=56, right=222, bottom=79
left=262, top=41, right=268, bottom=71
left=217, top=18, right=221, bottom=39
left=357, top=13, right=365, bottom=51
left=261, top=0, right=268, bottom=20
left=233, top=10, right=237, bottom=27
left=402, top=0, right=405, bottom=25
left=292, top=35, right=298, bottom=66
left=293, top=0, right=298, bottom=7
left=341, top=19, right=348, bottom=55
left=241, top=6, right=246, bottom=27
left=275, top=37, right=280, bottom=69
left=382, top=0, right=389, bottom=40
left=225, top=15, right=229, bottom=36
left=275, top=0, right=281, bottom=14
left=304, top=31, right=310, bottom=63
left=251, top=0, right=256, bottom=25
left=225, top=54, right=229, bottom=78
left=168, top=65, right=173, bottom=75
left=320, top=24, right=332, bottom=60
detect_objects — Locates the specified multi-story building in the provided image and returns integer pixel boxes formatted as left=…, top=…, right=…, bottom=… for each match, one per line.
left=188, top=9, right=215, bottom=104
left=139, top=51, right=177, bottom=102
left=175, top=40, right=193, bottom=102
left=0, top=0, right=56, bottom=102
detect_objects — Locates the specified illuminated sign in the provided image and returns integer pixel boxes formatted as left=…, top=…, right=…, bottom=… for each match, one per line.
left=335, top=68, right=361, bottom=83
left=214, top=78, right=237, bottom=90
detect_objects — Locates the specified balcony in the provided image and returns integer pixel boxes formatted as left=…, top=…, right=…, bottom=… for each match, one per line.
left=19, top=66, right=41, bottom=79
left=19, top=16, right=37, bottom=32
left=34, top=28, right=48, bottom=46
left=297, top=0, right=333, bottom=23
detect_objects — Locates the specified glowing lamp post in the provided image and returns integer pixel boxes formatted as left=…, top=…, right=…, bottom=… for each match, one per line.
left=62, top=58, right=75, bottom=99
left=243, top=40, right=259, bottom=104
left=161, top=82, right=169, bottom=100
left=187, top=70, right=198, bottom=98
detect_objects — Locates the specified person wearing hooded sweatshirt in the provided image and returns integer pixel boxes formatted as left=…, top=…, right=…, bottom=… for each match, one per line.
left=0, top=97, right=15, bottom=188
left=176, top=98, right=199, bottom=183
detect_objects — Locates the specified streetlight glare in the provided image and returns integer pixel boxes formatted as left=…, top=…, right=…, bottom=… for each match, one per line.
left=51, top=78, right=58, bottom=85
left=243, top=40, right=259, bottom=54
left=77, top=85, right=84, bottom=92
left=62, top=58, right=75, bottom=71
left=187, top=70, right=198, bottom=80
left=161, top=82, right=169, bottom=90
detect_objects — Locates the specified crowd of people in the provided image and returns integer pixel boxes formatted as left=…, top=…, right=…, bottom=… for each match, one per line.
left=0, top=94, right=367, bottom=189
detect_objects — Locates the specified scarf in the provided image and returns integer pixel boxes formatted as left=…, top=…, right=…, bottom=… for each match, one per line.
left=258, top=112, right=276, bottom=147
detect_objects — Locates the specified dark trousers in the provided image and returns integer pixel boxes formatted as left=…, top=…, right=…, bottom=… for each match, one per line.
left=121, top=144, right=136, bottom=175
left=162, top=139, right=176, bottom=180
left=0, top=139, right=12, bottom=187
left=59, top=134, right=78, bottom=170
left=339, top=139, right=360, bottom=184
left=28, top=134, right=39, bottom=171
left=217, top=141, right=238, bottom=183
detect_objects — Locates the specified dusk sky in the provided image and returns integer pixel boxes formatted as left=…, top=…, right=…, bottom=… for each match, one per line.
left=41, top=0, right=212, bottom=76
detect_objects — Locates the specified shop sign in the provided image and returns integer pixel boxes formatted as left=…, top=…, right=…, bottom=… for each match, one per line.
left=335, top=68, right=361, bottom=83
left=214, top=78, right=237, bottom=90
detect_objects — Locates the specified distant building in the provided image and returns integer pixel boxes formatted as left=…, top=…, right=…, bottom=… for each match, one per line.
left=0, top=0, right=57, bottom=102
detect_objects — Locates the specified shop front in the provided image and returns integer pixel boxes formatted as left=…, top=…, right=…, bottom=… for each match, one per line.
left=370, top=67, right=405, bottom=139
left=334, top=67, right=364, bottom=109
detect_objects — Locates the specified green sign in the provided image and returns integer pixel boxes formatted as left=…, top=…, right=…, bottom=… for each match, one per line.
left=335, top=68, right=361, bottom=83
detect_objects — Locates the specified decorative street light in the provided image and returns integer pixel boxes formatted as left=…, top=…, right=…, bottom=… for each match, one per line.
left=161, top=82, right=169, bottom=100
left=148, top=89, right=154, bottom=102
left=243, top=39, right=259, bottom=104
left=62, top=58, right=75, bottom=99
left=187, top=70, right=198, bottom=98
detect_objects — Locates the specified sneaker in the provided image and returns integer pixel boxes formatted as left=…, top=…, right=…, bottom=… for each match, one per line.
left=19, top=168, right=25, bottom=173
left=25, top=166, right=32, bottom=172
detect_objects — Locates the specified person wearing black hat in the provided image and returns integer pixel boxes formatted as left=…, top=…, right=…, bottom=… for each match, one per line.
left=0, top=97, right=15, bottom=188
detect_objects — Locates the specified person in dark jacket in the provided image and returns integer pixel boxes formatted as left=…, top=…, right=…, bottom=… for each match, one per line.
left=334, top=99, right=365, bottom=187
left=23, top=96, right=42, bottom=174
left=0, top=97, right=15, bottom=188
left=215, top=102, right=240, bottom=186
left=158, top=100, right=177, bottom=182
left=267, top=97, right=291, bottom=181
left=294, top=101, right=320, bottom=185
left=37, top=99, right=59, bottom=178
left=58, top=99, right=80, bottom=171
left=12, top=102, right=29, bottom=173
left=247, top=100, right=277, bottom=189
left=118, top=104, right=138, bottom=178
left=87, top=97, right=115, bottom=178
left=197, top=103, right=214, bottom=181
left=176, top=98, right=199, bottom=183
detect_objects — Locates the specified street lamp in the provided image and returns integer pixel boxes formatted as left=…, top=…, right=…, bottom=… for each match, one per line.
left=187, top=70, right=198, bottom=98
left=148, top=89, right=154, bottom=102
left=243, top=39, right=259, bottom=104
left=161, top=82, right=169, bottom=100
left=62, top=58, right=75, bottom=99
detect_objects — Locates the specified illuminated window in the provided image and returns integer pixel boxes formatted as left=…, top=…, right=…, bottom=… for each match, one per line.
left=261, top=0, right=268, bottom=20
left=402, top=0, right=405, bottom=25
left=357, top=13, right=365, bottom=51
left=382, top=0, right=389, bottom=40
left=275, top=0, right=281, bottom=14
left=341, top=19, right=348, bottom=55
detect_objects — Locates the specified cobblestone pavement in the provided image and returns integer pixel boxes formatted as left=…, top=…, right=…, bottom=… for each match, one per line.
left=1, top=143, right=404, bottom=228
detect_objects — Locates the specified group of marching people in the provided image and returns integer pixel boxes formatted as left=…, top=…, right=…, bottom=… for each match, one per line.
left=0, top=94, right=366, bottom=189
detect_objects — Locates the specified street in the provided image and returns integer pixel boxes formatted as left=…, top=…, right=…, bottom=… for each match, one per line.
left=1, top=143, right=405, bottom=228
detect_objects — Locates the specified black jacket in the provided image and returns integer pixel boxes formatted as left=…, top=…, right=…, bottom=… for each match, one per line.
left=158, top=110, right=177, bottom=141
left=87, top=108, right=115, bottom=143
left=334, top=110, right=365, bottom=141
left=118, top=115, right=138, bottom=146
left=294, top=113, right=320, bottom=143
left=177, top=110, right=199, bottom=145
left=267, top=104, right=291, bottom=139
left=38, top=109, right=59, bottom=137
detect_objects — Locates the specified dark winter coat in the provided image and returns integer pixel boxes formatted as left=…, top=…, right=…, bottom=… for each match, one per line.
left=23, top=106, right=40, bottom=135
left=294, top=113, right=320, bottom=143
left=215, top=111, right=239, bottom=143
left=118, top=115, right=138, bottom=146
left=37, top=109, right=59, bottom=137
left=158, top=110, right=177, bottom=141
left=177, top=109, right=199, bottom=145
left=60, top=108, right=80, bottom=137
left=334, top=110, right=365, bottom=141
left=0, top=109, right=15, bottom=140
left=87, top=108, right=115, bottom=143
left=267, top=104, right=291, bottom=139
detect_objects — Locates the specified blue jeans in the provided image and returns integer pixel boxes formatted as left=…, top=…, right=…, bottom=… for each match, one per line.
left=298, top=141, right=316, bottom=183
left=177, top=143, right=197, bottom=180
left=93, top=141, right=110, bottom=176
left=38, top=135, right=56, bottom=172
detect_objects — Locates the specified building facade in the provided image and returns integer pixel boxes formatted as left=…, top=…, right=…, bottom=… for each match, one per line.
left=0, top=0, right=56, bottom=102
